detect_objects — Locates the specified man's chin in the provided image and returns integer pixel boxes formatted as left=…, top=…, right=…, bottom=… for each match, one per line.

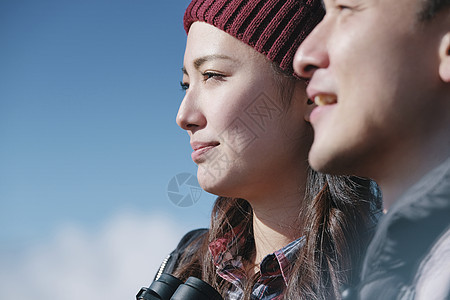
left=308, top=144, right=350, bottom=175
left=308, top=143, right=332, bottom=172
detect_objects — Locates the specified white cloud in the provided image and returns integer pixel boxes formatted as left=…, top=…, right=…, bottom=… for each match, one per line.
left=0, top=211, right=188, bottom=300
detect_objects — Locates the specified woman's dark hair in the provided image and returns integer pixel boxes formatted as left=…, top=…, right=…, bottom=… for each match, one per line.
left=173, top=169, right=380, bottom=300
left=284, top=171, right=380, bottom=299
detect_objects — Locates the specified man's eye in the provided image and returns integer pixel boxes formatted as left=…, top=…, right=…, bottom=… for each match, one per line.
left=180, top=81, right=189, bottom=91
left=337, top=5, right=351, bottom=11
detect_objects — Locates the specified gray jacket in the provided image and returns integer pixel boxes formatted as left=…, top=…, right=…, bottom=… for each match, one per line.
left=359, top=157, right=450, bottom=300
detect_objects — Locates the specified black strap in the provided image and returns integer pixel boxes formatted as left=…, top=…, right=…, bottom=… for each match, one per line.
left=155, top=228, right=208, bottom=279
left=137, top=228, right=208, bottom=300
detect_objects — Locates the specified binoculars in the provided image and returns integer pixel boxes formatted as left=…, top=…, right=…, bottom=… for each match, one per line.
left=136, top=273, right=223, bottom=300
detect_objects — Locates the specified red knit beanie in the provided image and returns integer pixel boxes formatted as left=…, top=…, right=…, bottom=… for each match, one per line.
left=184, top=0, right=324, bottom=75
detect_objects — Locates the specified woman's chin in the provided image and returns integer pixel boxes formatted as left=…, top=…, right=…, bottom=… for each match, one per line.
left=197, top=176, right=234, bottom=198
left=198, top=180, right=224, bottom=197
left=196, top=164, right=246, bottom=198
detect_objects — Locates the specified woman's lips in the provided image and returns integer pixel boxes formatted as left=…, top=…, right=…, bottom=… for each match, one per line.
left=190, top=142, right=219, bottom=162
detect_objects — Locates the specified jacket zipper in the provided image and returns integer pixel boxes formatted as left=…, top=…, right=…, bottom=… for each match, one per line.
left=155, top=254, right=171, bottom=281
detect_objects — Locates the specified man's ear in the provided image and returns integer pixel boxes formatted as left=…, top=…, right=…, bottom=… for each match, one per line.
left=439, top=32, right=450, bottom=82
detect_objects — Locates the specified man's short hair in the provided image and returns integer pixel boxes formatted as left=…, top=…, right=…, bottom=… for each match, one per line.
left=419, top=0, right=450, bottom=20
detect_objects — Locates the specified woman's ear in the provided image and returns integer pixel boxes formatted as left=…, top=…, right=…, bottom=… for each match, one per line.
left=439, top=32, right=450, bottom=82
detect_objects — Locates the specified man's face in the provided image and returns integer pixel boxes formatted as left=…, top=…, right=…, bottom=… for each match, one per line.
left=293, top=0, right=447, bottom=178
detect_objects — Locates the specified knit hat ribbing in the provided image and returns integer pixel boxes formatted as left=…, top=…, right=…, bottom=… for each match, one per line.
left=184, top=0, right=324, bottom=74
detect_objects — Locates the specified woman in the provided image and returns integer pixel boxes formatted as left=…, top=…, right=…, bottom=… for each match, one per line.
left=148, top=0, right=380, bottom=299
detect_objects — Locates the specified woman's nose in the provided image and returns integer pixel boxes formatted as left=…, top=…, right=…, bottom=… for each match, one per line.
left=176, top=93, right=207, bottom=132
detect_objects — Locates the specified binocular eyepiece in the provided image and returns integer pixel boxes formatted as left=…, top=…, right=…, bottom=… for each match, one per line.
left=136, top=273, right=223, bottom=300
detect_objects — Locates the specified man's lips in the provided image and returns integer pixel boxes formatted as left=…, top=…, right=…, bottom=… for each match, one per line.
left=306, top=79, right=338, bottom=106
left=313, top=94, right=338, bottom=106
left=307, top=90, right=338, bottom=125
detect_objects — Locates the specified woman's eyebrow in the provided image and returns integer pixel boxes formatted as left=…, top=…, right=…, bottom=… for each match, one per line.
left=193, top=54, right=236, bottom=69
left=182, top=54, right=237, bottom=75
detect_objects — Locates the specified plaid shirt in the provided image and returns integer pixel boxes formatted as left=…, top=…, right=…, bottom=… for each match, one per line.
left=209, top=226, right=305, bottom=300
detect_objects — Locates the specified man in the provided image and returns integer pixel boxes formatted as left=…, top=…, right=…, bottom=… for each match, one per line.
left=293, top=0, right=450, bottom=299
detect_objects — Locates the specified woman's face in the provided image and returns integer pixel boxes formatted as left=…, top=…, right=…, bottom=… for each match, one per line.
left=177, top=22, right=312, bottom=200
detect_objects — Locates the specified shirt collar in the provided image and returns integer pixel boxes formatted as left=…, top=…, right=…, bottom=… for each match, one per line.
left=264, top=236, right=305, bottom=284
left=208, top=223, right=305, bottom=287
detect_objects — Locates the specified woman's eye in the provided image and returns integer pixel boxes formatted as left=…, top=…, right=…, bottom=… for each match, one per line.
left=180, top=81, right=189, bottom=91
left=202, top=72, right=224, bottom=81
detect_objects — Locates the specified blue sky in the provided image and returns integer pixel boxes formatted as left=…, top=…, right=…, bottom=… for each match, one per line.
left=0, top=1, right=216, bottom=298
